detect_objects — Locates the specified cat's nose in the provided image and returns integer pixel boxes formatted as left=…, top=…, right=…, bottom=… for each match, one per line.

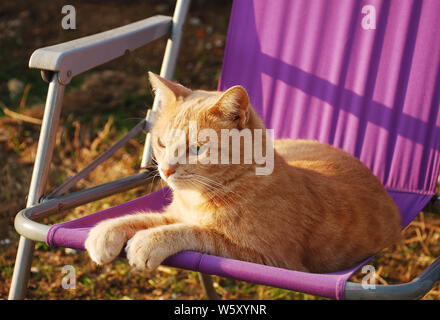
left=161, top=168, right=175, bottom=178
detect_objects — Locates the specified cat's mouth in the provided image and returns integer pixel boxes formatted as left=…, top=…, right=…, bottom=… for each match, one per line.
left=164, top=174, right=206, bottom=192
left=162, top=174, right=190, bottom=189
left=158, top=169, right=220, bottom=193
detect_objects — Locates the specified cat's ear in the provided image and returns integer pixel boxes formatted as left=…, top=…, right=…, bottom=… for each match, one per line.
left=210, top=85, right=250, bottom=128
left=148, top=72, right=191, bottom=109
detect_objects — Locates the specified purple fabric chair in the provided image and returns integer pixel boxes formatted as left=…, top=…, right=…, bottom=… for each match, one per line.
left=220, top=0, right=440, bottom=229
left=13, top=0, right=440, bottom=300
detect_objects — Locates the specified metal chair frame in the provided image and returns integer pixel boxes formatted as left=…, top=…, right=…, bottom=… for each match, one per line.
left=9, top=0, right=440, bottom=300
left=8, top=0, right=220, bottom=300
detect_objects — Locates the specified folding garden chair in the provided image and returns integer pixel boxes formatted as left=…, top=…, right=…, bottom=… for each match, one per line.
left=9, top=0, right=440, bottom=300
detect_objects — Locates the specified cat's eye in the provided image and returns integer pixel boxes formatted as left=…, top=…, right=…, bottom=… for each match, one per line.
left=189, top=144, right=207, bottom=156
left=188, top=144, right=199, bottom=155
left=157, top=137, right=166, bottom=148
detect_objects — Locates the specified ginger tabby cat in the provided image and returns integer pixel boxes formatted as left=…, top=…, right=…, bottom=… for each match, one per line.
left=85, top=72, right=402, bottom=273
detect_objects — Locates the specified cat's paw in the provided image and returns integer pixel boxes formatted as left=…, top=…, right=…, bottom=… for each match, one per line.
left=85, top=220, right=127, bottom=265
left=125, top=229, right=172, bottom=271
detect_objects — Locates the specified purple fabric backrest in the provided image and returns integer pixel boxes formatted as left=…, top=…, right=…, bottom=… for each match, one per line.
left=219, top=0, right=440, bottom=226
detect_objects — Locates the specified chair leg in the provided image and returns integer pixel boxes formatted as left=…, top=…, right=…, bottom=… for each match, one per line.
left=198, top=273, right=219, bottom=300
left=8, top=73, right=65, bottom=299
left=8, top=237, right=35, bottom=299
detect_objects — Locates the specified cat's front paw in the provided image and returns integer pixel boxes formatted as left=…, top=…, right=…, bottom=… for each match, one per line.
left=125, top=229, right=173, bottom=271
left=85, top=220, right=127, bottom=265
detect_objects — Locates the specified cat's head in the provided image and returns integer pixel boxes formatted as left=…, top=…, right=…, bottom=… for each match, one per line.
left=148, top=72, right=267, bottom=191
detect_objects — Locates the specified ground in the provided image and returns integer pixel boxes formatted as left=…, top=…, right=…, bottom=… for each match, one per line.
left=0, top=0, right=439, bottom=300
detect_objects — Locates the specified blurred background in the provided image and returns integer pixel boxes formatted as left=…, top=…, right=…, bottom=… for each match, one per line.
left=0, top=0, right=439, bottom=299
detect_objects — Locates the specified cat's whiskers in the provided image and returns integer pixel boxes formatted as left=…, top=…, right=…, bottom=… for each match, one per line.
left=186, top=175, right=240, bottom=205
left=191, top=174, right=245, bottom=202
left=188, top=177, right=240, bottom=217
left=178, top=175, right=231, bottom=204
left=149, top=171, right=161, bottom=194
left=187, top=180, right=221, bottom=205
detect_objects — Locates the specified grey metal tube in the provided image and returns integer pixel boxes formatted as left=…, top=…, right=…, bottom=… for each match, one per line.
left=22, top=171, right=155, bottom=222
left=26, top=74, right=65, bottom=206
left=29, top=15, right=173, bottom=85
left=14, top=170, right=156, bottom=243
left=48, top=119, right=147, bottom=198
left=344, top=257, right=440, bottom=299
left=9, top=73, right=65, bottom=300
left=160, top=0, right=192, bottom=80
left=141, top=0, right=191, bottom=168
left=14, top=214, right=50, bottom=243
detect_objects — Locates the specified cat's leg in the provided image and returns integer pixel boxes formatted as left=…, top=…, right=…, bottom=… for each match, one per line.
left=125, top=223, right=264, bottom=270
left=85, top=212, right=176, bottom=265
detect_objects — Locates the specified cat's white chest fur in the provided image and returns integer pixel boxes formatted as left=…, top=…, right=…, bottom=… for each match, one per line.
left=173, top=189, right=211, bottom=224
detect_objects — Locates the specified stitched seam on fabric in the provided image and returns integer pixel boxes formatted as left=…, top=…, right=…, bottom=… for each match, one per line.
left=338, top=256, right=376, bottom=299
left=197, top=253, right=206, bottom=272
left=386, top=187, right=435, bottom=195
left=46, top=225, right=59, bottom=247
left=336, top=277, right=344, bottom=300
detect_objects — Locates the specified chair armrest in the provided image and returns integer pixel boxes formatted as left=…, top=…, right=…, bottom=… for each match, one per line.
left=15, top=171, right=155, bottom=243
left=29, top=15, right=172, bottom=84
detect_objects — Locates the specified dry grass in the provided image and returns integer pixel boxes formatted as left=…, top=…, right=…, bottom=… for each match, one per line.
left=0, top=0, right=439, bottom=300
left=349, top=212, right=440, bottom=300
left=1, top=85, right=439, bottom=300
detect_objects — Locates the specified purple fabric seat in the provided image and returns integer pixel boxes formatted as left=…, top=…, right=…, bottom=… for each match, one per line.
left=46, top=0, right=440, bottom=299
left=46, top=188, right=370, bottom=300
